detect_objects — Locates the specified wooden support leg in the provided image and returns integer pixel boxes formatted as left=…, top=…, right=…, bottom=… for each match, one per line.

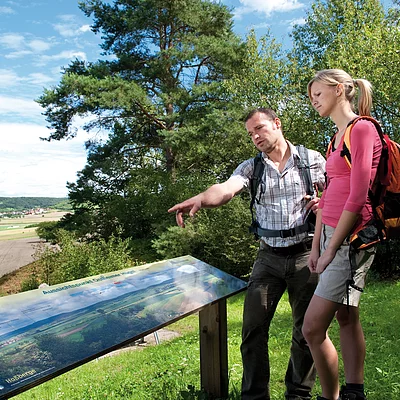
left=199, top=299, right=228, bottom=399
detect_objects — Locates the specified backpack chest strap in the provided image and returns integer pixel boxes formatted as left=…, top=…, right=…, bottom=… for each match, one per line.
left=249, top=221, right=310, bottom=238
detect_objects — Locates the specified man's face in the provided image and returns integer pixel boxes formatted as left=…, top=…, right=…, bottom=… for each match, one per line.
left=245, top=112, right=282, bottom=153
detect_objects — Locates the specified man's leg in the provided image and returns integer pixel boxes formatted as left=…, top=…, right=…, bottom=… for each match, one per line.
left=285, top=250, right=318, bottom=400
left=241, top=248, right=287, bottom=400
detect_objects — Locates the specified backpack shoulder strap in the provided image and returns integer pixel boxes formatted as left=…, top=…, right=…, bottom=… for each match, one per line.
left=296, top=144, right=314, bottom=196
left=249, top=152, right=265, bottom=238
left=342, top=116, right=391, bottom=208
left=326, top=133, right=336, bottom=159
left=342, top=116, right=384, bottom=169
left=249, top=152, right=265, bottom=211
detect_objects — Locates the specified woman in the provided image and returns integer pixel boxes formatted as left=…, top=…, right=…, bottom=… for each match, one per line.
left=303, top=69, right=382, bottom=400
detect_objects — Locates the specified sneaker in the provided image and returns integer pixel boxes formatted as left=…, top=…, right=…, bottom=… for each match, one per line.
left=340, top=385, right=367, bottom=400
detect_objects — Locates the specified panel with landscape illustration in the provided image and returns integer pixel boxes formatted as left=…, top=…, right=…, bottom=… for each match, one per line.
left=0, top=255, right=247, bottom=399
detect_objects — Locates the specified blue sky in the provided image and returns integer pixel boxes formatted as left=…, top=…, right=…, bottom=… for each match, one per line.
left=0, top=0, right=388, bottom=197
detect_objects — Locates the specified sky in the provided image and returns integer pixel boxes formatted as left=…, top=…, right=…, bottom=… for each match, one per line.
left=0, top=0, right=389, bottom=197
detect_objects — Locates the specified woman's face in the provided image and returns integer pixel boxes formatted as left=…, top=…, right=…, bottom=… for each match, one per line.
left=309, top=81, right=338, bottom=118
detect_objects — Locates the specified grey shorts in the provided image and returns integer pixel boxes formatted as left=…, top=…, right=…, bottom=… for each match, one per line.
left=314, top=224, right=376, bottom=306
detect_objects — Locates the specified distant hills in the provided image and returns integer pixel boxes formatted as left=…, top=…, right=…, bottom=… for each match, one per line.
left=0, top=197, right=71, bottom=212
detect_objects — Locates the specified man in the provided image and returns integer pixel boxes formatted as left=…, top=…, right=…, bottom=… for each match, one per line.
left=168, top=108, right=326, bottom=399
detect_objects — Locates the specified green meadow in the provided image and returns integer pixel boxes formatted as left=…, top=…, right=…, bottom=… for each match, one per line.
left=13, top=280, right=400, bottom=400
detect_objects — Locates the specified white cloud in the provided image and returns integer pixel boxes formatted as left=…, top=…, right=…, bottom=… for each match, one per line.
left=0, top=70, right=21, bottom=87
left=235, top=0, right=304, bottom=18
left=0, top=122, right=88, bottom=197
left=79, top=25, right=91, bottom=33
left=27, top=39, right=51, bottom=52
left=288, top=17, right=306, bottom=28
left=27, top=72, right=55, bottom=85
left=0, top=6, right=14, bottom=15
left=0, top=34, right=52, bottom=59
left=0, top=95, right=42, bottom=115
left=53, top=15, right=92, bottom=38
left=0, top=33, right=25, bottom=49
left=4, top=50, right=33, bottom=59
left=250, top=22, right=271, bottom=30
left=40, top=50, right=87, bottom=63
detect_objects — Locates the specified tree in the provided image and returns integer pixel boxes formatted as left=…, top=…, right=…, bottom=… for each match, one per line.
left=288, top=0, right=400, bottom=145
left=37, top=0, right=246, bottom=241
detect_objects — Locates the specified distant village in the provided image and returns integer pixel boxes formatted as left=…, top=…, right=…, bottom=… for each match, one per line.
left=0, top=208, right=48, bottom=218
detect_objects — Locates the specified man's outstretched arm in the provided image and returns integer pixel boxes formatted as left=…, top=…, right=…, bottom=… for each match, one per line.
left=168, top=177, right=244, bottom=227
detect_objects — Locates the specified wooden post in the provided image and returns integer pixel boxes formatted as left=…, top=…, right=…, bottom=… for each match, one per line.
left=199, top=299, right=228, bottom=399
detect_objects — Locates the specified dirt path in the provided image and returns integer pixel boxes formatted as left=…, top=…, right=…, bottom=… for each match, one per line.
left=0, top=237, right=44, bottom=277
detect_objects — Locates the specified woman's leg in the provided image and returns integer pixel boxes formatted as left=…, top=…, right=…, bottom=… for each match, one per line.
left=336, top=306, right=365, bottom=383
left=303, top=294, right=341, bottom=400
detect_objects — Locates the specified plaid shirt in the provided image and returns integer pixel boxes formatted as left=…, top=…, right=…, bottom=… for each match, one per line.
left=232, top=142, right=326, bottom=247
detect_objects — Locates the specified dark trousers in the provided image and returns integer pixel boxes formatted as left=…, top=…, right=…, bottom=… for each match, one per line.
left=241, top=243, right=317, bottom=400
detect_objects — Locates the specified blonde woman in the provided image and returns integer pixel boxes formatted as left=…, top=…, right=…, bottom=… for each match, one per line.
left=303, top=69, right=382, bottom=400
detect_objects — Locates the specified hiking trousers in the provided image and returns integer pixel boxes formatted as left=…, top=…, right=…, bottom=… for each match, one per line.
left=241, top=242, right=317, bottom=400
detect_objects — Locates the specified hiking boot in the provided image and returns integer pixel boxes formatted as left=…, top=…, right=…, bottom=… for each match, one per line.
left=341, top=393, right=357, bottom=400
left=340, top=385, right=367, bottom=400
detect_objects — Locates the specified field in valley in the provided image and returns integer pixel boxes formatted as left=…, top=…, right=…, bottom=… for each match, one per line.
left=0, top=211, right=66, bottom=241
left=0, top=211, right=66, bottom=278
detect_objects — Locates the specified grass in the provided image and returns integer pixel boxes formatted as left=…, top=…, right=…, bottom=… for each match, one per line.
left=4, top=277, right=399, bottom=400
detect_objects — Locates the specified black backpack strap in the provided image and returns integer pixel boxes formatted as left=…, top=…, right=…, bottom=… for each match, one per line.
left=296, top=145, right=316, bottom=233
left=296, top=145, right=314, bottom=196
left=249, top=153, right=265, bottom=239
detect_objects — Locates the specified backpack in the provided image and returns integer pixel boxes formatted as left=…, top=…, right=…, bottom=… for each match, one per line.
left=327, top=116, right=400, bottom=249
left=249, top=145, right=316, bottom=240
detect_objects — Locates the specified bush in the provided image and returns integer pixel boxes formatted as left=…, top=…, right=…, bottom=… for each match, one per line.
left=153, top=196, right=258, bottom=279
left=34, top=230, right=139, bottom=285
left=20, top=275, right=40, bottom=292
left=36, top=221, right=60, bottom=243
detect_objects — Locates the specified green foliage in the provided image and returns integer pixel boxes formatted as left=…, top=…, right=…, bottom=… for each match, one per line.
left=20, top=275, right=40, bottom=292
left=0, top=197, right=67, bottom=212
left=53, top=199, right=72, bottom=211
left=36, top=221, right=60, bottom=243
left=223, top=29, right=286, bottom=111
left=34, top=230, right=136, bottom=285
left=153, top=196, right=258, bottom=278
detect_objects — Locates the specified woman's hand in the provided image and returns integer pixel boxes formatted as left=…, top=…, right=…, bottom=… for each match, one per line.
left=315, top=247, right=337, bottom=274
left=308, top=247, right=320, bottom=273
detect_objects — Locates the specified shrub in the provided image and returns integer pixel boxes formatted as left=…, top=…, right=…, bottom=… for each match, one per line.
left=36, top=221, right=60, bottom=243
left=34, top=230, right=138, bottom=285
left=153, top=196, right=258, bottom=279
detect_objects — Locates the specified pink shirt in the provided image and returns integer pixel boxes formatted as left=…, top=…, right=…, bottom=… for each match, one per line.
left=320, top=119, right=382, bottom=230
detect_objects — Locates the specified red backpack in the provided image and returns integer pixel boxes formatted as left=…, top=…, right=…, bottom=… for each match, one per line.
left=327, top=116, right=400, bottom=249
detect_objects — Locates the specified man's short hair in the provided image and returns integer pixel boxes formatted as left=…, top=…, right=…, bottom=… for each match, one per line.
left=244, top=108, right=278, bottom=122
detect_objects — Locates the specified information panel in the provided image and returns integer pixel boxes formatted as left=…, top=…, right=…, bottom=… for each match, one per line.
left=0, top=255, right=246, bottom=399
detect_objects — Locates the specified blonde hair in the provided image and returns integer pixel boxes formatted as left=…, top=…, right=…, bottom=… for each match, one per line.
left=307, top=69, right=373, bottom=116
